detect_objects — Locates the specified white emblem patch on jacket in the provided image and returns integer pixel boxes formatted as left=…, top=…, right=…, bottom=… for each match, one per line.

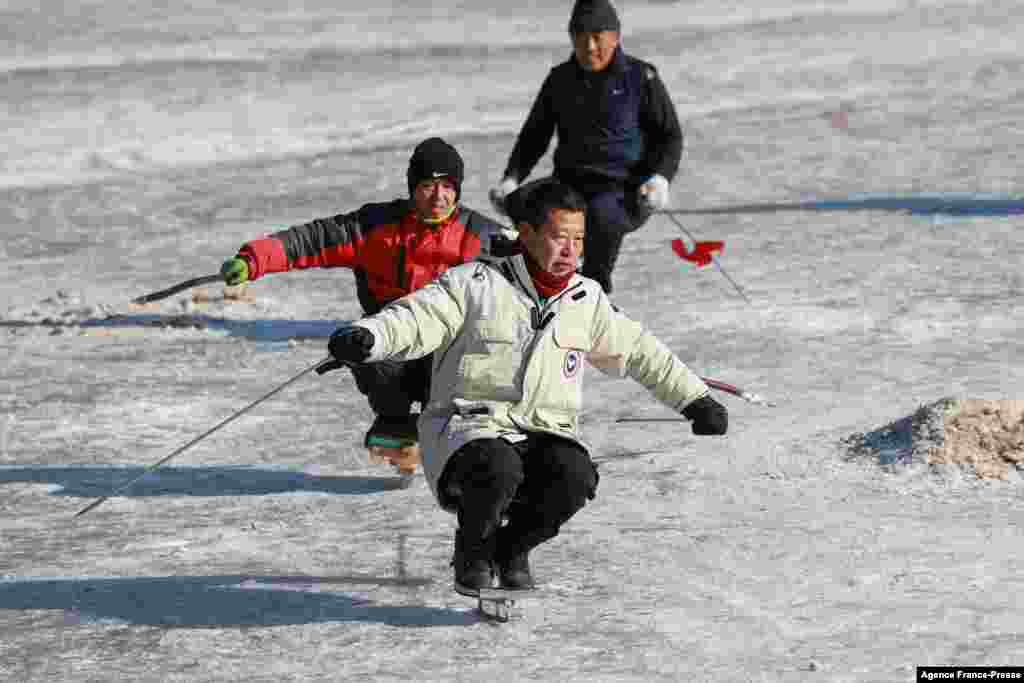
left=562, top=349, right=583, bottom=380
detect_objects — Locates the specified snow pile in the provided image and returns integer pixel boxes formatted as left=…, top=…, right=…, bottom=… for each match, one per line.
left=843, top=398, right=1024, bottom=479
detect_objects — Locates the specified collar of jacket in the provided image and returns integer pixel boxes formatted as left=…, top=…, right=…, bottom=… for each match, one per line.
left=503, top=253, right=581, bottom=304
left=406, top=203, right=460, bottom=231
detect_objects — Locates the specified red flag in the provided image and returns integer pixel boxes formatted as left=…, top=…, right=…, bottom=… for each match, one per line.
left=671, top=239, right=724, bottom=266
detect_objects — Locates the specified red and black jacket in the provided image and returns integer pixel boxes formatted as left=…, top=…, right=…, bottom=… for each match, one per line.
left=238, top=199, right=513, bottom=314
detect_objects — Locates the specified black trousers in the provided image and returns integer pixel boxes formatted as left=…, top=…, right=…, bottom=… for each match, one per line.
left=349, top=354, right=432, bottom=418
left=439, top=434, right=599, bottom=561
left=580, top=188, right=654, bottom=294
left=556, top=173, right=654, bottom=294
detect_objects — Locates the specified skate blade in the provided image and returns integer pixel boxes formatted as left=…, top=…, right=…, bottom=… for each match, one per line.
left=458, top=586, right=538, bottom=622
left=367, top=444, right=421, bottom=472
left=478, top=598, right=513, bottom=622
left=477, top=588, right=537, bottom=622
left=478, top=587, right=539, bottom=600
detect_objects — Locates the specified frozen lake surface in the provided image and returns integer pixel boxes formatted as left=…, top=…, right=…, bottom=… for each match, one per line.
left=2, top=1, right=1022, bottom=681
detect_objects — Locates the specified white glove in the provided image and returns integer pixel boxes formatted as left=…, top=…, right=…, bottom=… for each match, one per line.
left=638, top=174, right=670, bottom=211
left=488, top=177, right=519, bottom=216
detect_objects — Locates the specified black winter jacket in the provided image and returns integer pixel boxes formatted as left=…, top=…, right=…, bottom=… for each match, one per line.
left=503, top=46, right=683, bottom=188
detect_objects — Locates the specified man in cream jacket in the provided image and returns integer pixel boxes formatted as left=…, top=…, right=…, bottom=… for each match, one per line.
left=327, top=178, right=728, bottom=595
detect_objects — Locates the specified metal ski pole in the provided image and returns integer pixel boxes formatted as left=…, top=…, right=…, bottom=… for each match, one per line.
left=614, top=375, right=775, bottom=423
left=131, top=274, right=223, bottom=304
left=658, top=195, right=1024, bottom=217
left=662, top=212, right=752, bottom=304
left=699, top=377, right=775, bottom=406
left=73, top=355, right=334, bottom=519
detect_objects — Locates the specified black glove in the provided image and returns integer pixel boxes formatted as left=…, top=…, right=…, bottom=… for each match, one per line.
left=682, top=395, right=728, bottom=436
left=327, top=326, right=375, bottom=365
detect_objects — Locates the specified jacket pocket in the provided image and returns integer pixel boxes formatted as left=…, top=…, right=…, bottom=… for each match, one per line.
left=456, top=354, right=521, bottom=400
left=455, top=319, right=523, bottom=400
left=552, top=311, right=594, bottom=351
left=476, top=319, right=519, bottom=346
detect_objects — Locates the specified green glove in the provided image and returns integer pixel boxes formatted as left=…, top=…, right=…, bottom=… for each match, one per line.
left=220, top=257, right=250, bottom=286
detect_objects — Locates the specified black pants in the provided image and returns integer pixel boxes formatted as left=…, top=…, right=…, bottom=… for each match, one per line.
left=439, top=434, right=599, bottom=561
left=348, top=355, right=432, bottom=444
left=349, top=354, right=432, bottom=417
left=558, top=175, right=654, bottom=294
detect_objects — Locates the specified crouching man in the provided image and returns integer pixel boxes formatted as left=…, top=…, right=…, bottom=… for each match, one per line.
left=327, top=178, right=727, bottom=594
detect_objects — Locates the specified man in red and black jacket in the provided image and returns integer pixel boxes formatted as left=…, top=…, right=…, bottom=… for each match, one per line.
left=220, top=137, right=515, bottom=473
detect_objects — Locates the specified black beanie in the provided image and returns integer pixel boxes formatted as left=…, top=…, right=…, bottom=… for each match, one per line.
left=568, top=0, right=621, bottom=34
left=407, top=137, right=464, bottom=199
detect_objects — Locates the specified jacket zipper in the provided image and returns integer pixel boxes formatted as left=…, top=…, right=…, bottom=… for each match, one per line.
left=535, top=282, right=583, bottom=330
left=396, top=243, right=407, bottom=291
left=524, top=281, right=584, bottom=364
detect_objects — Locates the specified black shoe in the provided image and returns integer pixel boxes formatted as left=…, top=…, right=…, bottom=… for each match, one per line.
left=495, top=549, right=534, bottom=590
left=454, top=558, right=493, bottom=596
left=451, top=530, right=494, bottom=595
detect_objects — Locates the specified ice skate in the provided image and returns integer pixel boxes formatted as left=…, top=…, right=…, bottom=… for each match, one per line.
left=495, top=549, right=534, bottom=590
left=451, top=529, right=495, bottom=597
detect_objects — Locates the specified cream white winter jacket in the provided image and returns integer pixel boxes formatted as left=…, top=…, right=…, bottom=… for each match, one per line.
left=354, top=253, right=709, bottom=508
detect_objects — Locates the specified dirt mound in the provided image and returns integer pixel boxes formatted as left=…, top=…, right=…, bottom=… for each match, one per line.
left=843, top=398, right=1024, bottom=479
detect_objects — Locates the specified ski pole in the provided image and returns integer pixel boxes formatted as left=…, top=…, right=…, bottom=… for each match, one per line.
left=73, top=356, right=334, bottom=519
left=657, top=195, right=1024, bottom=217
left=699, top=377, right=775, bottom=406
left=131, top=274, right=223, bottom=304
left=614, top=376, right=775, bottom=423
left=661, top=212, right=752, bottom=304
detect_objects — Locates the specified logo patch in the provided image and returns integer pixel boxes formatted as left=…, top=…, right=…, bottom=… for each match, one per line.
left=562, top=350, right=582, bottom=380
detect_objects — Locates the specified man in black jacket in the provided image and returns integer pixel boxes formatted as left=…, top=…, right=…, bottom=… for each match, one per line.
left=490, top=0, right=683, bottom=294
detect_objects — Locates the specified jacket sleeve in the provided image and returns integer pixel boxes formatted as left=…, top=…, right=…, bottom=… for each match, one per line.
left=237, top=206, right=373, bottom=279
left=587, top=293, right=708, bottom=411
left=639, top=65, right=684, bottom=183
left=355, top=268, right=468, bottom=362
left=503, top=72, right=557, bottom=183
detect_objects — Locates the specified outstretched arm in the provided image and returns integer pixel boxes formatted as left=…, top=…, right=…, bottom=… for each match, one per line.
left=593, top=315, right=727, bottom=435
left=587, top=293, right=714, bottom=416
left=235, top=202, right=402, bottom=279
left=351, top=268, right=469, bottom=363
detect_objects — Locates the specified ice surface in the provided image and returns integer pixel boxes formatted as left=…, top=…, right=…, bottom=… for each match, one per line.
left=1, top=1, right=1023, bottom=681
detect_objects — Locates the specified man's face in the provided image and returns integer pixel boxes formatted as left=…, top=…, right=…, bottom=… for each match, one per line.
left=521, top=208, right=585, bottom=277
left=572, top=30, right=619, bottom=72
left=413, top=177, right=457, bottom=221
